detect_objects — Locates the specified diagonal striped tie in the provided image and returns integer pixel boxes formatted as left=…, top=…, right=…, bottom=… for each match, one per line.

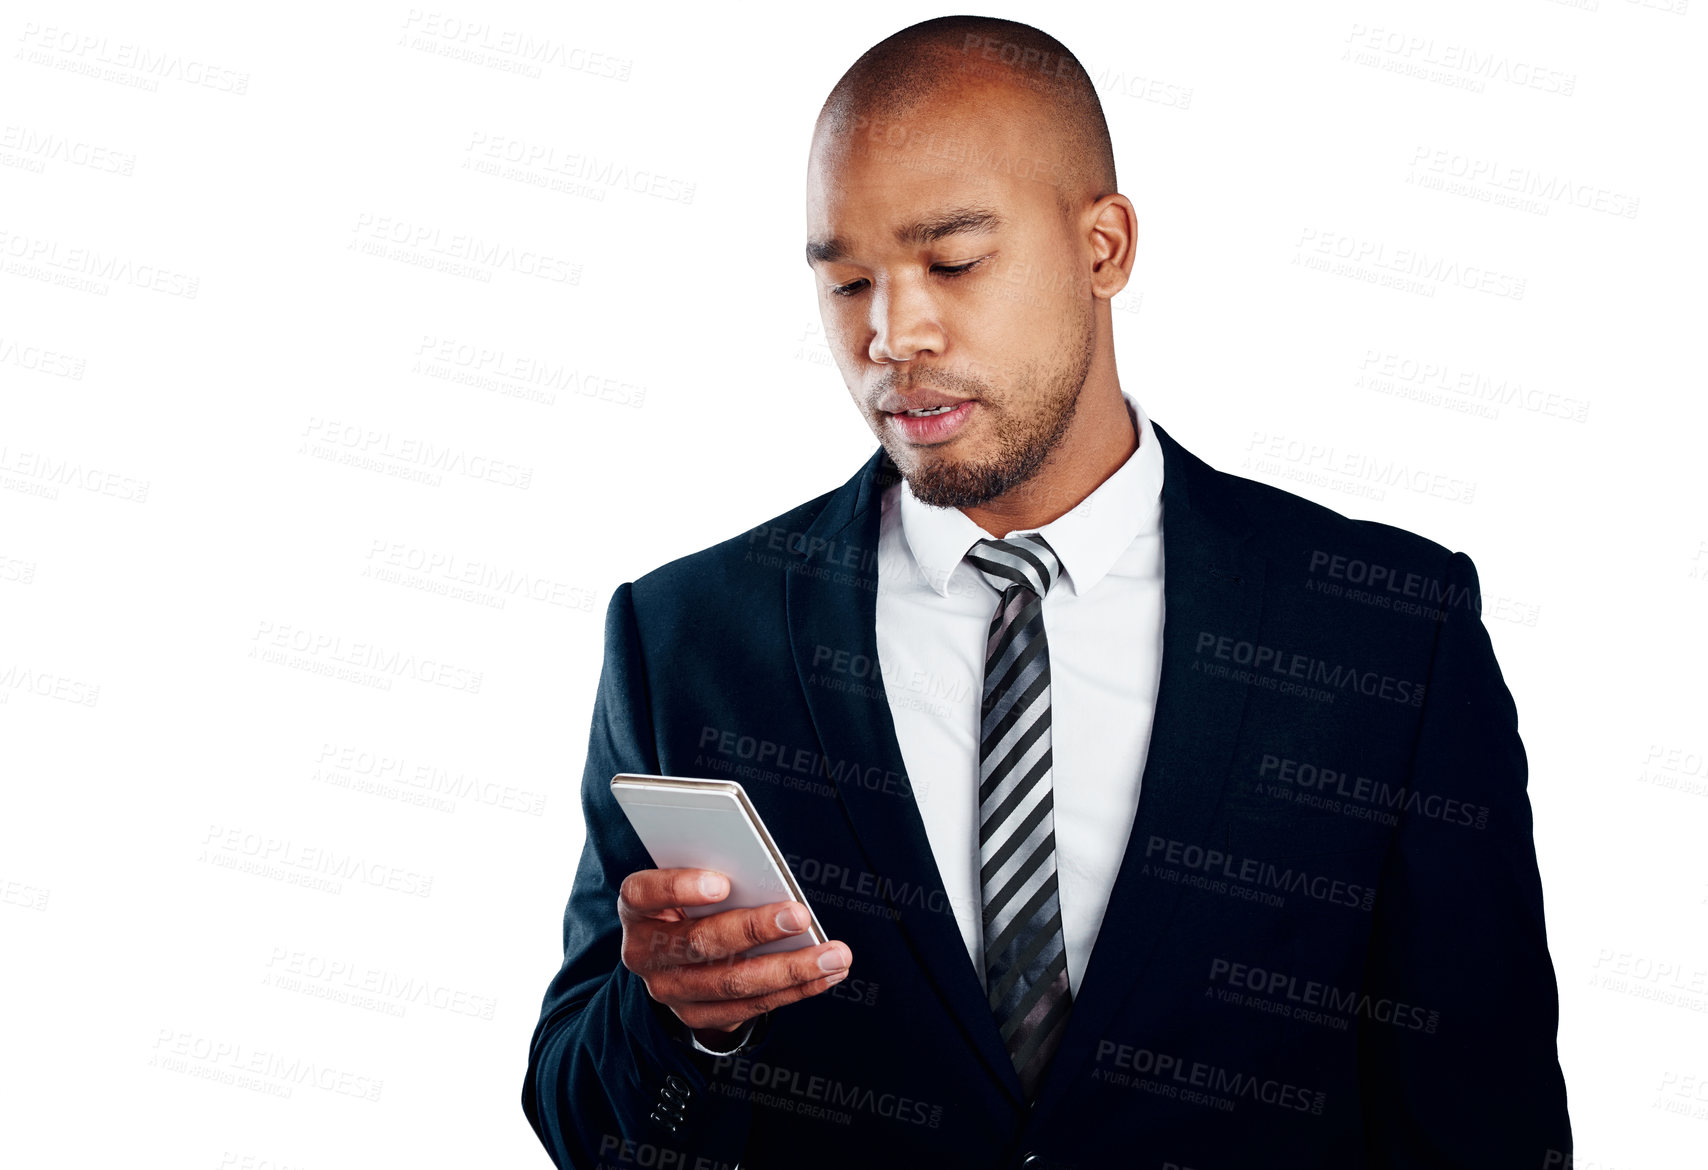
left=966, top=532, right=1073, bottom=1103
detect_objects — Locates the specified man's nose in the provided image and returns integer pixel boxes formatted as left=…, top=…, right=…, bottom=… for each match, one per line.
left=868, top=279, right=946, bottom=363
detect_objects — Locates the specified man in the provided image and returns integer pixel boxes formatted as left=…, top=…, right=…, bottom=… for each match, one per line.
left=522, top=16, right=1571, bottom=1169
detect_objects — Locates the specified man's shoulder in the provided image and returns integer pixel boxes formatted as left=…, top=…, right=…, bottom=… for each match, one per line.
left=626, top=469, right=862, bottom=622
left=1175, top=433, right=1460, bottom=579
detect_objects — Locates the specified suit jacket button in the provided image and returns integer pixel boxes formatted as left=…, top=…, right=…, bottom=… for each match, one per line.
left=1019, top=1154, right=1043, bottom=1168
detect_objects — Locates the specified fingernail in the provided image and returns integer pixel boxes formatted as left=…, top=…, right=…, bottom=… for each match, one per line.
left=775, top=907, right=805, bottom=933
left=700, top=873, right=727, bottom=898
left=818, top=947, right=849, bottom=973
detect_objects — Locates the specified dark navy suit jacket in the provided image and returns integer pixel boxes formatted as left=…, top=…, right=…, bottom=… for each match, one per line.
left=522, top=421, right=1571, bottom=1169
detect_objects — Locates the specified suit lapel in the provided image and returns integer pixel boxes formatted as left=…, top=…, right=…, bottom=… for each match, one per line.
left=785, top=422, right=1269, bottom=1113
left=1029, top=420, right=1268, bottom=1110
left=785, top=448, right=1029, bottom=1106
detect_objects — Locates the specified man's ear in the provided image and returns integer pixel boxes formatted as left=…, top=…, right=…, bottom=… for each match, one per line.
left=1084, top=193, right=1137, bottom=301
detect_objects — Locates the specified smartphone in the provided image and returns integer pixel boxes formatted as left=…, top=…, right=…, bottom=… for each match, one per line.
left=610, top=773, right=828, bottom=956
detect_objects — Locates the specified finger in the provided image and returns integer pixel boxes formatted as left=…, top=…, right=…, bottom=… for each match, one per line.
left=671, top=948, right=854, bottom=1032
left=670, top=939, right=852, bottom=1006
left=668, top=899, right=820, bottom=967
left=627, top=897, right=804, bottom=977
left=618, top=867, right=730, bottom=921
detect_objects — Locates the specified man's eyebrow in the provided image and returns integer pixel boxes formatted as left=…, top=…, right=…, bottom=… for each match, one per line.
left=805, top=205, right=1005, bottom=268
left=896, top=205, right=1004, bottom=249
left=806, top=237, right=848, bottom=267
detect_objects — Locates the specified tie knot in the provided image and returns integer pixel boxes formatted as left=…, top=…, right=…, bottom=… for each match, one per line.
left=967, top=533, right=1062, bottom=599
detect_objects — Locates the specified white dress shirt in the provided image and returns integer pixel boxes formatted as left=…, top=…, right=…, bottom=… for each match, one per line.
left=874, top=392, right=1166, bottom=998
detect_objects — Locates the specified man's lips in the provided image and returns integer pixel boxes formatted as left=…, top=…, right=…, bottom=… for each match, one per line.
left=876, top=392, right=975, bottom=415
left=884, top=399, right=976, bottom=444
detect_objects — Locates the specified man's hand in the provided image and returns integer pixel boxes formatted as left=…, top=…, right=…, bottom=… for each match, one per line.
left=618, top=867, right=853, bottom=1049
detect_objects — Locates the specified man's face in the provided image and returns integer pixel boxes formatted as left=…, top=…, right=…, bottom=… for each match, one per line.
left=805, top=92, right=1096, bottom=509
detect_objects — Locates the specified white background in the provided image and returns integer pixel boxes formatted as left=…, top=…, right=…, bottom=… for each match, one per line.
left=2, top=1, right=1704, bottom=1166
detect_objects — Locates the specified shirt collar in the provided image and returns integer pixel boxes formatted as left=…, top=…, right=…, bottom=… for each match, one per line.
left=898, top=391, right=1164, bottom=599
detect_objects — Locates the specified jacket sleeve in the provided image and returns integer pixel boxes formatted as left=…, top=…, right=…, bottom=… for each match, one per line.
left=1359, top=551, right=1572, bottom=1166
left=521, top=583, right=771, bottom=1168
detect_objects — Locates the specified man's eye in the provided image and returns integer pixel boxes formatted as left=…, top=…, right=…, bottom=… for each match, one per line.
left=828, top=258, right=983, bottom=298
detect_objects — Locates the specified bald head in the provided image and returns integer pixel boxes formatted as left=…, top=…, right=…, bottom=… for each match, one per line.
left=815, top=16, right=1116, bottom=216
left=803, top=17, right=1138, bottom=529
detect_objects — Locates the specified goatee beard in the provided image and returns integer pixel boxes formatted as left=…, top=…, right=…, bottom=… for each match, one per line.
left=891, top=307, right=1095, bottom=511
left=901, top=395, right=1080, bottom=509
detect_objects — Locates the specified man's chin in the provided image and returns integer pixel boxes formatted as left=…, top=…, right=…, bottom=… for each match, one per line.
left=894, top=454, right=1017, bottom=510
